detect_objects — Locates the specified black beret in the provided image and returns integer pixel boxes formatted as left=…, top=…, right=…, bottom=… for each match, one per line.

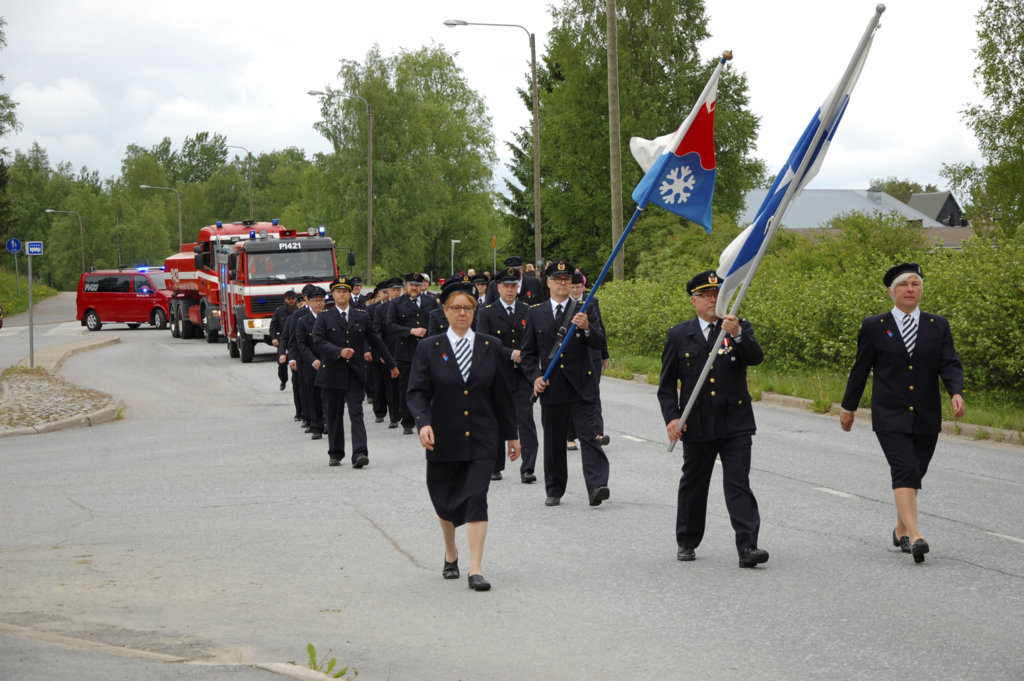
left=440, top=273, right=475, bottom=304
left=686, top=270, right=720, bottom=295
left=495, top=267, right=519, bottom=284
left=883, top=262, right=923, bottom=287
left=504, top=256, right=523, bottom=268
left=545, top=260, right=574, bottom=277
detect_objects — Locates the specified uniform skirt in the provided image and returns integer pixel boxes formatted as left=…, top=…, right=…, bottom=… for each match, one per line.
left=426, top=459, right=493, bottom=526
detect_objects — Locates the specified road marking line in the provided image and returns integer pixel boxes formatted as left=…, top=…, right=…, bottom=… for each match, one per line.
left=986, top=531, right=1024, bottom=544
left=622, top=435, right=644, bottom=442
left=814, top=486, right=856, bottom=499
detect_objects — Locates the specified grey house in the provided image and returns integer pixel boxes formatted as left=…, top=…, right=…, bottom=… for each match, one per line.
left=908, top=191, right=967, bottom=227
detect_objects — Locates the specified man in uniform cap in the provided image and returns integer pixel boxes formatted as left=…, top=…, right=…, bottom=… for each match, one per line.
left=477, top=266, right=540, bottom=483
left=658, top=269, right=768, bottom=568
left=270, top=290, right=299, bottom=391
left=840, top=262, right=964, bottom=563
left=485, top=255, right=546, bottom=305
left=472, top=273, right=490, bottom=306
left=314, top=276, right=398, bottom=467
left=521, top=259, right=610, bottom=507
left=293, top=286, right=328, bottom=440
left=349, top=276, right=366, bottom=310
left=566, top=270, right=610, bottom=449
left=386, top=272, right=440, bottom=434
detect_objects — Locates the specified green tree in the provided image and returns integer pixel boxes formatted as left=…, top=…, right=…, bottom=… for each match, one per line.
left=869, top=176, right=939, bottom=204
left=0, top=18, right=21, bottom=157
left=313, top=44, right=498, bottom=276
left=942, top=0, right=1024, bottom=240
left=502, top=0, right=764, bottom=277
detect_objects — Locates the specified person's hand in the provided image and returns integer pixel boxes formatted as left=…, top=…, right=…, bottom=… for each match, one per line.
left=278, top=355, right=286, bottom=365
left=952, top=394, right=966, bottom=419
left=533, top=376, right=548, bottom=395
left=419, top=425, right=434, bottom=451
left=288, top=360, right=297, bottom=370
left=364, top=351, right=373, bottom=362
left=666, top=419, right=682, bottom=443
left=511, top=349, right=521, bottom=363
left=272, top=339, right=279, bottom=347
left=601, top=359, right=609, bottom=371
left=411, top=327, right=427, bottom=338
left=340, top=347, right=355, bottom=359
left=721, top=314, right=741, bottom=337
left=840, top=411, right=855, bottom=431
left=390, top=367, right=400, bottom=379
left=507, top=439, right=521, bottom=462
left=312, top=359, right=321, bottom=371
left=571, top=312, right=589, bottom=331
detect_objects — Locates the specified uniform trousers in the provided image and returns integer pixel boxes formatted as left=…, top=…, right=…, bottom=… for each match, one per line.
left=385, top=371, right=401, bottom=423
left=396, top=360, right=415, bottom=428
left=677, top=434, right=760, bottom=554
left=299, top=371, right=323, bottom=434
left=875, top=431, right=939, bottom=489
left=493, top=370, right=539, bottom=475
left=567, top=360, right=604, bottom=440
left=290, top=368, right=302, bottom=419
left=540, top=399, right=609, bottom=498
left=323, top=382, right=368, bottom=460
left=367, top=360, right=389, bottom=419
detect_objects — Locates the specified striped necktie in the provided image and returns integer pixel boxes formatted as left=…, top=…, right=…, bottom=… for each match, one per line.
left=455, top=336, right=472, bottom=382
left=902, top=313, right=917, bottom=356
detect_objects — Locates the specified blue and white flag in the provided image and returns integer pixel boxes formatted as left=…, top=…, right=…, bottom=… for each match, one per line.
left=715, top=21, right=878, bottom=318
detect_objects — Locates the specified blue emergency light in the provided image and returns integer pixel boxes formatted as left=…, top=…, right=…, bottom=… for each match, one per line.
left=249, top=230, right=256, bottom=239
left=272, top=219, right=279, bottom=226
left=318, top=225, right=326, bottom=236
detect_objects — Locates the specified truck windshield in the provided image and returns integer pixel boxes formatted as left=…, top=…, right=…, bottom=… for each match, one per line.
left=247, top=249, right=336, bottom=283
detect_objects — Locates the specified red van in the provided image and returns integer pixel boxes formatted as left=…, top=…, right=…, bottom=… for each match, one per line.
left=76, top=268, right=172, bottom=331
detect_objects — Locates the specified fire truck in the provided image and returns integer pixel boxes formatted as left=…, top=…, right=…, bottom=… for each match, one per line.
left=163, top=220, right=339, bottom=362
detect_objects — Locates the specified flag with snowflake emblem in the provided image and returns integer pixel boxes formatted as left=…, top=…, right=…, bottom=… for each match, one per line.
left=629, top=62, right=722, bottom=233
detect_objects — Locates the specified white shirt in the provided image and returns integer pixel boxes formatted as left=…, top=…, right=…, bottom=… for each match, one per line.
left=446, top=327, right=475, bottom=351
left=892, top=306, right=920, bottom=341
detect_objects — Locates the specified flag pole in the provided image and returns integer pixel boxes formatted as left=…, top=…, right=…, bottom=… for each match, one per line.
left=666, top=6, right=883, bottom=451
left=531, top=53, right=731, bottom=402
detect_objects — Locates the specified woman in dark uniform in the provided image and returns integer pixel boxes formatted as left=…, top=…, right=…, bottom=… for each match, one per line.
left=407, top=274, right=520, bottom=591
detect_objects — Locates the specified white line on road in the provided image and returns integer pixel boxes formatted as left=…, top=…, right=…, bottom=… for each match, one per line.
left=986, top=531, right=1024, bottom=544
left=814, top=486, right=856, bottom=499
left=622, top=435, right=645, bottom=442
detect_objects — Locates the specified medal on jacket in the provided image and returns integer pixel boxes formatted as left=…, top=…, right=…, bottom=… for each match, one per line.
left=718, top=336, right=733, bottom=355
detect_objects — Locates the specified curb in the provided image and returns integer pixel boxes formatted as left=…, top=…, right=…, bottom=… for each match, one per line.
left=16, top=335, right=120, bottom=373
left=758, top=390, right=1023, bottom=447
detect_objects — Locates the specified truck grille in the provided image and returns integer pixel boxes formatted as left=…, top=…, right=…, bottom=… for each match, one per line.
left=249, top=295, right=283, bottom=315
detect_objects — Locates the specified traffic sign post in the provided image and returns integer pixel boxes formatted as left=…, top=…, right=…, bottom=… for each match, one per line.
left=26, top=241, right=43, bottom=368
left=6, top=238, right=22, bottom=297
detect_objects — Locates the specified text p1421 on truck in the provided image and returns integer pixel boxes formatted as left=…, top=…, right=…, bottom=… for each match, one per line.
left=163, top=220, right=338, bottom=362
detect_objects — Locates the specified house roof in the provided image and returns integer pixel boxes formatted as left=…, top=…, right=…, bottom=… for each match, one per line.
left=739, top=188, right=944, bottom=229
left=907, top=191, right=956, bottom=220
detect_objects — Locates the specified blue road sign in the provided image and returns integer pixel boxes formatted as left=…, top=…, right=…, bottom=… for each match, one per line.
left=5, top=238, right=20, bottom=254
left=27, top=241, right=43, bottom=256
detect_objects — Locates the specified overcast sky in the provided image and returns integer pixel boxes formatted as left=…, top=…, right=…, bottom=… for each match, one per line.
left=3, top=1, right=985, bottom=198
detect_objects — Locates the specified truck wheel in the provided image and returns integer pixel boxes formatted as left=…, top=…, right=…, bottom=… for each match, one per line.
left=204, top=308, right=219, bottom=343
left=152, top=308, right=168, bottom=330
left=228, top=338, right=240, bottom=358
left=170, top=304, right=180, bottom=338
left=240, top=333, right=255, bottom=363
left=180, top=312, right=195, bottom=339
left=85, top=310, right=102, bottom=331
left=126, top=323, right=142, bottom=329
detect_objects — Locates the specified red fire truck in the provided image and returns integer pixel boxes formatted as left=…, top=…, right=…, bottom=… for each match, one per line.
left=163, top=220, right=338, bottom=362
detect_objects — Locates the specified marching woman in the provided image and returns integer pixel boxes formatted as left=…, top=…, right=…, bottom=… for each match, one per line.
left=407, top=274, right=520, bottom=591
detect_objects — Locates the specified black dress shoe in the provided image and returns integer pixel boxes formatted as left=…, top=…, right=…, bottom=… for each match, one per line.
left=293, top=415, right=302, bottom=422
left=544, top=496, right=561, bottom=507
left=738, top=546, right=769, bottom=568
left=467, top=574, right=491, bottom=591
left=596, top=434, right=611, bottom=446
left=403, top=426, right=414, bottom=435
left=353, top=455, right=369, bottom=469
left=490, top=472, right=502, bottom=481
left=328, top=458, right=341, bottom=467
left=589, top=485, right=610, bottom=507
left=279, top=381, right=287, bottom=391
left=442, top=558, right=459, bottom=579
left=912, top=538, right=929, bottom=563
left=893, top=529, right=911, bottom=553
left=521, top=471, right=537, bottom=484
left=677, top=547, right=696, bottom=561
left=311, top=432, right=323, bottom=440
left=388, top=421, right=399, bottom=429
left=375, top=416, right=385, bottom=423
left=303, top=427, right=313, bottom=433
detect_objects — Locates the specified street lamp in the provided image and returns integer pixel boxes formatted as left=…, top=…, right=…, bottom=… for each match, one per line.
left=308, top=89, right=374, bottom=283
left=444, top=18, right=542, bottom=267
left=450, top=239, right=461, bottom=274
left=226, top=145, right=254, bottom=222
left=44, top=209, right=86, bottom=273
left=139, top=185, right=183, bottom=250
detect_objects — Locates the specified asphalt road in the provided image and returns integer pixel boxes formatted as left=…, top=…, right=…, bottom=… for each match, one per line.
left=2, top=313, right=1023, bottom=680
left=0, top=292, right=86, bottom=370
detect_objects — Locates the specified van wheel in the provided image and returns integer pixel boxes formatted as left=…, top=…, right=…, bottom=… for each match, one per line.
left=152, top=308, right=167, bottom=330
left=85, top=310, right=102, bottom=331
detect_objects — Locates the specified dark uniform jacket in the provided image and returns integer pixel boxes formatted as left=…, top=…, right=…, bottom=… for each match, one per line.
left=312, top=305, right=396, bottom=389
left=386, top=294, right=439, bottom=362
left=286, top=307, right=311, bottom=368
left=269, top=304, right=295, bottom=345
left=520, top=300, right=605, bottom=404
left=657, top=317, right=763, bottom=442
left=406, top=332, right=517, bottom=462
left=293, top=309, right=321, bottom=373
left=475, top=299, right=530, bottom=372
left=841, top=311, right=964, bottom=434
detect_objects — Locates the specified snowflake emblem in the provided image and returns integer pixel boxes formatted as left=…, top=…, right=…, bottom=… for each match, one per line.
left=659, top=165, right=696, bottom=204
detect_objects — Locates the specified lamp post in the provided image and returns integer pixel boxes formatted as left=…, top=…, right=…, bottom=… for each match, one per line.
left=226, top=145, right=254, bottom=221
left=308, top=90, right=374, bottom=283
left=444, top=18, right=542, bottom=267
left=44, top=209, right=86, bottom=272
left=450, top=239, right=461, bottom=274
left=139, top=184, right=183, bottom=250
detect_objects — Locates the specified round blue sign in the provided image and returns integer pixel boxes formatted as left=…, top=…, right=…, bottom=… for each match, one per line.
left=5, top=238, right=21, bottom=254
